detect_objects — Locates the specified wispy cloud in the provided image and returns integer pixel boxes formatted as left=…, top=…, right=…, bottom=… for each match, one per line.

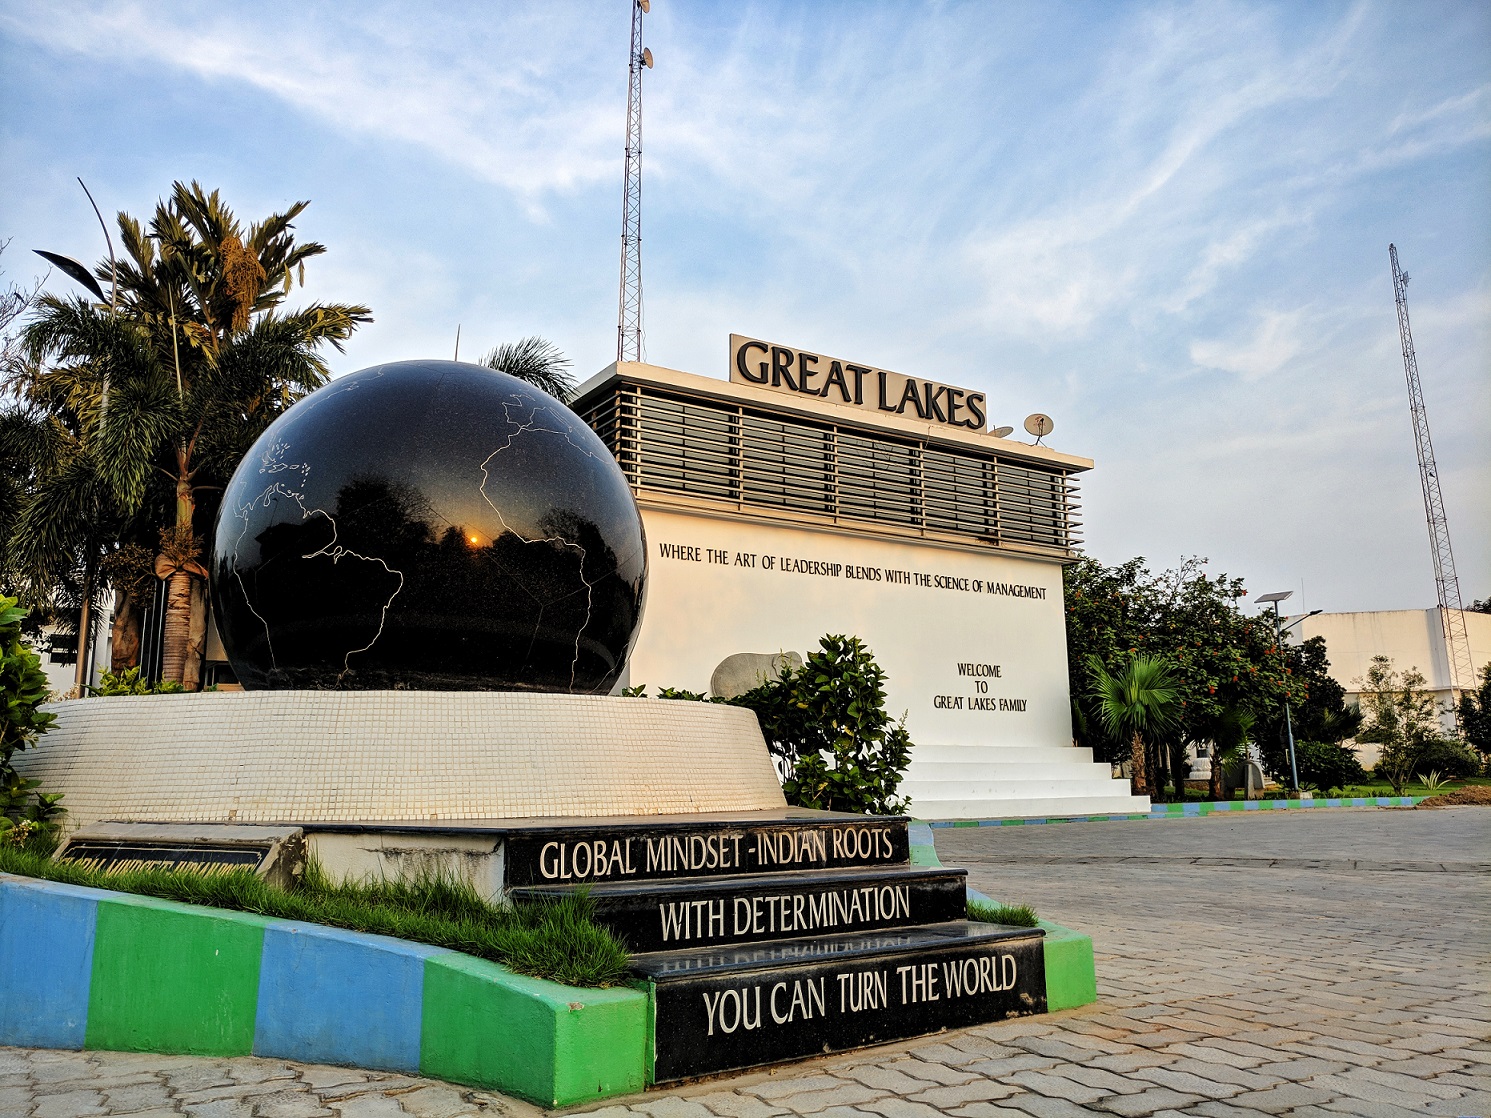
left=1190, top=309, right=1306, bottom=379
left=1, top=2, right=625, bottom=206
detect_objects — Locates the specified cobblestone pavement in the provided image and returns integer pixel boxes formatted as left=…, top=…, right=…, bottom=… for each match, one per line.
left=5, top=805, right=1488, bottom=1118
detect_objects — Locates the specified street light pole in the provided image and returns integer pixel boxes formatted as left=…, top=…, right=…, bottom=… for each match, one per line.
left=1257, top=590, right=1323, bottom=796
left=1279, top=625, right=1299, bottom=793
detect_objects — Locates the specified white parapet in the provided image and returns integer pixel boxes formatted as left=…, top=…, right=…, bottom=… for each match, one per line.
left=18, top=691, right=788, bottom=830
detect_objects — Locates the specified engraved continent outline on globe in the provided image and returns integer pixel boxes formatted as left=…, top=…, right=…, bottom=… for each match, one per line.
left=212, top=360, right=648, bottom=693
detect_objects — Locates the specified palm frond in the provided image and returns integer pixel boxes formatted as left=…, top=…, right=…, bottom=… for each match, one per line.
left=1087, top=653, right=1182, bottom=740
left=480, top=336, right=576, bottom=401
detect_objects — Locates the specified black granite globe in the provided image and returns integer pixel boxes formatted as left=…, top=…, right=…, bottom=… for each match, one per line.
left=211, top=359, right=647, bottom=693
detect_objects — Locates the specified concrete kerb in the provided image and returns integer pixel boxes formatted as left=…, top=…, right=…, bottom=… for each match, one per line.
left=907, top=823, right=1097, bottom=1013
left=4, top=825, right=1098, bottom=1102
left=923, top=795, right=1427, bottom=830
left=0, top=872, right=647, bottom=1108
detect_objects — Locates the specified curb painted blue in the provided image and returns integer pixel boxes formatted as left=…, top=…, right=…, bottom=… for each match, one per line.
left=0, top=875, right=99, bottom=1048
left=918, top=795, right=1426, bottom=828
left=0, top=871, right=650, bottom=1104
left=254, top=921, right=448, bottom=1072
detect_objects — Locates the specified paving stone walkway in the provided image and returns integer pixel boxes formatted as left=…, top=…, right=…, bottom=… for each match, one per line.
left=5, top=805, right=1488, bottom=1118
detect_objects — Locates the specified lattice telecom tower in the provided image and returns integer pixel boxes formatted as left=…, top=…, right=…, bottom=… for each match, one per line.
left=616, top=0, right=653, bottom=363
left=1389, top=243, right=1475, bottom=719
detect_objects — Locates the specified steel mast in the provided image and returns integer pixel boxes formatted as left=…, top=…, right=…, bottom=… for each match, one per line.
left=1389, top=243, right=1475, bottom=722
left=617, top=0, right=652, bottom=364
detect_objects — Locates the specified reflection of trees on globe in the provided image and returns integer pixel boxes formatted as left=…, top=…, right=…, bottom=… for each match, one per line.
left=211, top=360, right=647, bottom=693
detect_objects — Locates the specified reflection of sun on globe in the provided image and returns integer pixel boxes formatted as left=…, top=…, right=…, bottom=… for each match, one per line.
left=212, top=359, right=647, bottom=693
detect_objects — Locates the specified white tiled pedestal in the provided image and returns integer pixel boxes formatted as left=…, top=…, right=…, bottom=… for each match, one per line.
left=18, top=691, right=788, bottom=832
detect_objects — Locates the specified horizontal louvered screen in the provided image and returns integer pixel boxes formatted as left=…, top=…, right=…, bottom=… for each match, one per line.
left=581, top=384, right=1080, bottom=553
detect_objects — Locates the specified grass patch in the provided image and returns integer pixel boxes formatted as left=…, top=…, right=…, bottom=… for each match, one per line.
left=968, top=898, right=1039, bottom=927
left=0, top=844, right=630, bottom=988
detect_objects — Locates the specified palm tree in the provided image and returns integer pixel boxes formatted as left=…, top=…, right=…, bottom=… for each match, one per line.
left=1087, top=653, right=1182, bottom=797
left=17, top=182, right=370, bottom=688
left=480, top=336, right=575, bottom=401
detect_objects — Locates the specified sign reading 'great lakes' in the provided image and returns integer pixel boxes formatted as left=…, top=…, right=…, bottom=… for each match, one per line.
left=730, top=335, right=988, bottom=433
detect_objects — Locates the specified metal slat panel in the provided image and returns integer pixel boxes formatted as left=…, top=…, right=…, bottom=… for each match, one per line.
left=589, top=383, right=1080, bottom=553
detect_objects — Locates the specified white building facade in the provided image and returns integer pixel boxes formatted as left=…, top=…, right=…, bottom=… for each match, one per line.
left=1286, top=608, right=1491, bottom=765
left=573, top=342, right=1146, bottom=820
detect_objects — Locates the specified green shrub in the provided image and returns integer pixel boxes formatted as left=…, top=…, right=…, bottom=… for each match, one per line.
left=88, top=667, right=184, bottom=696
left=629, top=635, right=915, bottom=815
left=968, top=898, right=1038, bottom=927
left=0, top=595, right=62, bottom=841
left=732, top=635, right=912, bottom=816
left=1292, top=740, right=1366, bottom=792
left=1408, top=736, right=1481, bottom=779
left=655, top=686, right=720, bottom=702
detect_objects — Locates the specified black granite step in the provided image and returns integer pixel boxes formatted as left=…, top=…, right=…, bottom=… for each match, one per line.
left=631, top=920, right=1047, bottom=1083
left=512, top=864, right=966, bottom=952
left=502, top=813, right=908, bottom=887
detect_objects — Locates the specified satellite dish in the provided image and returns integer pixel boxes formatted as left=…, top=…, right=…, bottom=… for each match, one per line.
left=642, top=47, right=654, bottom=68
left=639, top=0, right=650, bottom=11
left=1024, top=413, right=1054, bottom=441
left=991, top=425, right=1015, bottom=438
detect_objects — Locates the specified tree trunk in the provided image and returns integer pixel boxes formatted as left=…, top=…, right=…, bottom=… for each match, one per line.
left=72, top=585, right=93, bottom=697
left=110, top=587, right=143, bottom=671
left=1130, top=731, right=1148, bottom=796
left=160, top=569, right=193, bottom=685
left=183, top=577, right=208, bottom=691
left=1208, top=743, right=1225, bottom=802
left=1169, top=740, right=1190, bottom=801
left=1147, top=739, right=1165, bottom=802
left=158, top=449, right=201, bottom=687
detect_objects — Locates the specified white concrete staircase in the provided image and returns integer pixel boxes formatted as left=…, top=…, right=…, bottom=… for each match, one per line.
left=901, top=742, right=1150, bottom=820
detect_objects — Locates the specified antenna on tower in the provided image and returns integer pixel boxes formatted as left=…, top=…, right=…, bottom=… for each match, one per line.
left=1389, top=243, right=1475, bottom=726
left=617, top=0, right=652, bottom=364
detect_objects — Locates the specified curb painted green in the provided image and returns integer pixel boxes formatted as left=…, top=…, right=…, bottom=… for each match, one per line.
left=910, top=835, right=1098, bottom=1013
left=1038, top=922, right=1097, bottom=1011
left=919, top=795, right=1428, bottom=829
left=420, top=951, right=647, bottom=1107
left=86, top=891, right=268, bottom=1056
left=2, top=873, right=649, bottom=1106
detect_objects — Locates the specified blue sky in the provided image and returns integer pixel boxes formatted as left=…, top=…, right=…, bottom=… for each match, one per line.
left=2, top=1, right=1487, bottom=615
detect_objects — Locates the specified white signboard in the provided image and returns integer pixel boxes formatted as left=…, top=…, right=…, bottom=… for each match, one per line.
left=625, top=507, right=1073, bottom=750
left=729, top=335, right=988, bottom=434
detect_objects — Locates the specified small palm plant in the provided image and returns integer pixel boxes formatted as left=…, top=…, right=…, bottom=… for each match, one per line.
left=1418, top=770, right=1448, bottom=791
left=1088, top=654, right=1182, bottom=798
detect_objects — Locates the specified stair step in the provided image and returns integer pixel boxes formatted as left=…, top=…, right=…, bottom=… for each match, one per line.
left=904, top=793, right=1151, bottom=820
left=910, top=744, right=1096, bottom=764
left=906, top=761, right=1117, bottom=779
left=512, top=865, right=965, bottom=952
left=901, top=777, right=1135, bottom=798
left=632, top=921, right=1047, bottom=1082
left=501, top=813, right=908, bottom=888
